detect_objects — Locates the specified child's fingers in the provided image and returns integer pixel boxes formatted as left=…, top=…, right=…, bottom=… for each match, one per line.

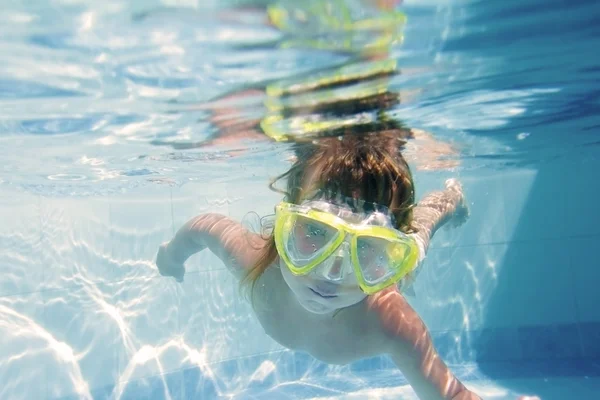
left=445, top=178, right=461, bottom=190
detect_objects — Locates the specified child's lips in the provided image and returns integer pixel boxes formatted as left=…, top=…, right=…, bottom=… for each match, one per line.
left=310, top=282, right=340, bottom=298
left=310, top=288, right=338, bottom=298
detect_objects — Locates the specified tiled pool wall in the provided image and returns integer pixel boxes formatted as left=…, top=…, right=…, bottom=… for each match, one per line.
left=1, top=156, right=598, bottom=399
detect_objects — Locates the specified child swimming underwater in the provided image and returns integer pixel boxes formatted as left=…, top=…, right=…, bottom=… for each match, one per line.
left=153, top=2, right=539, bottom=398
left=156, top=132, right=539, bottom=400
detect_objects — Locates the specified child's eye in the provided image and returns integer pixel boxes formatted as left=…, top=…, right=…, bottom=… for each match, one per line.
left=307, top=223, right=325, bottom=237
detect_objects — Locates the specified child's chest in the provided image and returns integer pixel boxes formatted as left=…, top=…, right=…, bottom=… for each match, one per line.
left=251, top=271, right=387, bottom=364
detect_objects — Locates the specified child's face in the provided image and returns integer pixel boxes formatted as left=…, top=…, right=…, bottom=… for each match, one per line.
left=279, top=192, right=371, bottom=315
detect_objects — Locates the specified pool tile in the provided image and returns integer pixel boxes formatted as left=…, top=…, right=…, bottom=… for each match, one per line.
left=0, top=193, right=43, bottom=296
left=481, top=241, right=576, bottom=328
left=116, top=276, right=183, bottom=382
left=473, top=327, right=522, bottom=362
left=502, top=164, right=568, bottom=242
left=118, top=371, right=184, bottom=400
left=579, top=322, right=600, bottom=359
left=569, top=237, right=600, bottom=322
left=432, top=330, right=475, bottom=364
left=40, top=197, right=113, bottom=291
left=43, top=283, right=120, bottom=399
left=565, top=157, right=600, bottom=237
left=182, top=364, right=232, bottom=398
left=410, top=243, right=509, bottom=332
left=518, top=323, right=582, bottom=360
left=0, top=292, right=47, bottom=399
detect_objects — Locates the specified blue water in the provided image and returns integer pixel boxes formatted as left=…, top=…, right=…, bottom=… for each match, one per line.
left=1, top=0, right=599, bottom=399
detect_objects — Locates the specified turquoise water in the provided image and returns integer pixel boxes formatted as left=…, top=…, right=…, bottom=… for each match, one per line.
left=1, top=0, right=599, bottom=399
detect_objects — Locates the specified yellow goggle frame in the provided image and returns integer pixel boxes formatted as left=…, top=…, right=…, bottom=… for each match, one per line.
left=274, top=202, right=419, bottom=295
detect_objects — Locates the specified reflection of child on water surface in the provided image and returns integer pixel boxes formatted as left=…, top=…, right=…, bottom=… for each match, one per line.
left=157, top=0, right=458, bottom=171
left=197, top=63, right=458, bottom=171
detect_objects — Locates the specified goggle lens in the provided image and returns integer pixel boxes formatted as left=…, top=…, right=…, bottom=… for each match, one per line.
left=356, top=236, right=413, bottom=286
left=282, top=215, right=340, bottom=267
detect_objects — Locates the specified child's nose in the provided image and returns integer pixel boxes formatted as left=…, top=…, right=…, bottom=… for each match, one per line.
left=328, top=258, right=344, bottom=280
left=322, top=242, right=351, bottom=281
left=335, top=241, right=350, bottom=258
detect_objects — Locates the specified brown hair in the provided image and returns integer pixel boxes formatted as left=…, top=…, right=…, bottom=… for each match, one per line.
left=242, top=130, right=417, bottom=289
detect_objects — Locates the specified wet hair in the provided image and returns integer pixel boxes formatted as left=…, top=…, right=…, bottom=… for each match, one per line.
left=242, top=130, right=417, bottom=288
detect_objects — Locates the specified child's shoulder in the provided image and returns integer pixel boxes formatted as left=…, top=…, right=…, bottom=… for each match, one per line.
left=365, top=287, right=426, bottom=344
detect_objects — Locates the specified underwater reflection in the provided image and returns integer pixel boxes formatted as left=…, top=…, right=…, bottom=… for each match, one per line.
left=153, top=0, right=459, bottom=171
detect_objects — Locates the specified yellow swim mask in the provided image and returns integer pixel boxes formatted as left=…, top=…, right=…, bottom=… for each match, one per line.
left=274, top=199, right=419, bottom=295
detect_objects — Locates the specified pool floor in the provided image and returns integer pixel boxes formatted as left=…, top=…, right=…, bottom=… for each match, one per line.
left=224, top=375, right=600, bottom=400
left=302, top=377, right=600, bottom=399
left=78, top=360, right=600, bottom=400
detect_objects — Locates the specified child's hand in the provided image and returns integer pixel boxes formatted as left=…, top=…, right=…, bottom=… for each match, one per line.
left=445, top=178, right=469, bottom=228
left=156, top=243, right=185, bottom=282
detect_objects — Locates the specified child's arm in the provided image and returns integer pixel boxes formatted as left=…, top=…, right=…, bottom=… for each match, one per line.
left=403, top=129, right=461, bottom=171
left=368, top=289, right=481, bottom=400
left=410, top=178, right=467, bottom=255
left=377, top=180, right=475, bottom=399
left=156, top=213, right=267, bottom=281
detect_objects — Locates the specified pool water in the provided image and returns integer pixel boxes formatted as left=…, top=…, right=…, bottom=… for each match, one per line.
left=1, top=0, right=599, bottom=399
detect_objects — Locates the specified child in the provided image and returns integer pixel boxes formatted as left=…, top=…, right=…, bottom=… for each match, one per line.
left=157, top=130, right=498, bottom=400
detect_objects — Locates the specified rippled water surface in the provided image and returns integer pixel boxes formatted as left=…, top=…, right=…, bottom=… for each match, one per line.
left=1, top=0, right=599, bottom=399
left=2, top=0, right=598, bottom=193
